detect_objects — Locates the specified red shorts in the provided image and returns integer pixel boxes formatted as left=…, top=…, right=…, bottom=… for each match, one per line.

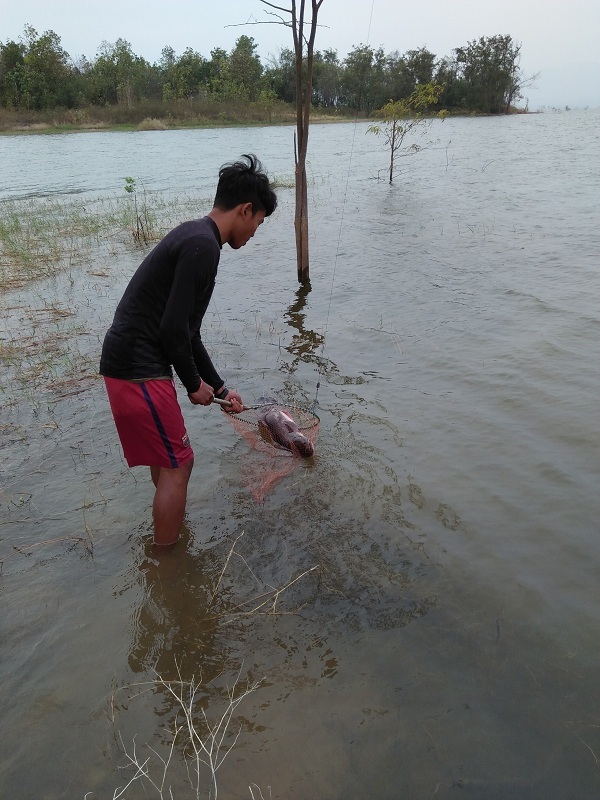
left=104, top=377, right=194, bottom=468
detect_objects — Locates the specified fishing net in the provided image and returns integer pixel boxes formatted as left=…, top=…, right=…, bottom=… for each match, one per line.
left=223, top=399, right=320, bottom=503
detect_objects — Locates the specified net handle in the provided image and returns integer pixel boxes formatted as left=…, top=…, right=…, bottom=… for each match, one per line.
left=212, top=397, right=277, bottom=412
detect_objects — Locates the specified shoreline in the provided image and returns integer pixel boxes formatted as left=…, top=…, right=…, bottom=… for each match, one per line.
left=0, top=109, right=541, bottom=137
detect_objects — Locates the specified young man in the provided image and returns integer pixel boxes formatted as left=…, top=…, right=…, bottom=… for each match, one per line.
left=100, top=154, right=277, bottom=546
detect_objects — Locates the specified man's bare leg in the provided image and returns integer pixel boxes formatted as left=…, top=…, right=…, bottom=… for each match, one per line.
left=150, top=461, right=194, bottom=546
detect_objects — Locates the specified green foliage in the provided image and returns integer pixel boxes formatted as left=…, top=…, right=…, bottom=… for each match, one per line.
left=160, top=46, right=208, bottom=101
left=0, top=26, right=534, bottom=117
left=0, top=40, right=27, bottom=108
left=0, top=26, right=75, bottom=110
left=228, top=35, right=263, bottom=101
left=368, top=83, right=445, bottom=183
left=453, top=35, right=524, bottom=113
left=342, top=44, right=388, bottom=112
left=123, top=176, right=155, bottom=243
left=87, top=38, right=155, bottom=107
left=264, top=48, right=296, bottom=105
left=312, top=49, right=341, bottom=107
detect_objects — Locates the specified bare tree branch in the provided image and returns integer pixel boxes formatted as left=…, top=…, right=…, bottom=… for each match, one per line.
left=225, top=21, right=293, bottom=29
left=260, top=0, right=293, bottom=14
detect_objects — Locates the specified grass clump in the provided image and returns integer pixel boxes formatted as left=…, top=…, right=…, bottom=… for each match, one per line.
left=0, top=303, right=98, bottom=406
left=137, top=118, right=169, bottom=131
left=106, top=665, right=264, bottom=800
left=0, top=196, right=121, bottom=291
left=0, top=191, right=214, bottom=292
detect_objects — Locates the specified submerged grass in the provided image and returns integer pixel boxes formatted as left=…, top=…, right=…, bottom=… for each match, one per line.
left=0, top=188, right=218, bottom=408
left=0, top=176, right=295, bottom=292
left=0, top=190, right=216, bottom=292
left=0, top=179, right=286, bottom=406
left=0, top=196, right=121, bottom=290
left=0, top=311, right=98, bottom=408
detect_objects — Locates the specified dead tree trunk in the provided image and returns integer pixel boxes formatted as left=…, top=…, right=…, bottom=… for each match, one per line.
left=262, top=0, right=323, bottom=284
left=294, top=144, right=310, bottom=284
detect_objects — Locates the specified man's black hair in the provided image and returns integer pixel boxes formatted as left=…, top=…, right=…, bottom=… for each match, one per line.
left=214, top=153, right=277, bottom=217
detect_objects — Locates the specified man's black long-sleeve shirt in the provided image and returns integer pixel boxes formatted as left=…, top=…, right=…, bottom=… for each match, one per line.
left=100, top=216, right=224, bottom=394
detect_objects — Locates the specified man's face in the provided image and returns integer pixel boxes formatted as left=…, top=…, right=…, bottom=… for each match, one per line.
left=230, top=205, right=265, bottom=249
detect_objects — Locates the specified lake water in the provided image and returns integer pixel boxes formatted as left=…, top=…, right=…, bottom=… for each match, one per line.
left=1, top=112, right=599, bottom=799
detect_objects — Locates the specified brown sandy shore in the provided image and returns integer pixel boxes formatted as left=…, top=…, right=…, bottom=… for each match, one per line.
left=0, top=111, right=353, bottom=136
left=0, top=106, right=532, bottom=136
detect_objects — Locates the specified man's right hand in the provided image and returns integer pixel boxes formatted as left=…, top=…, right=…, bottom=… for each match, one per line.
left=188, top=381, right=214, bottom=406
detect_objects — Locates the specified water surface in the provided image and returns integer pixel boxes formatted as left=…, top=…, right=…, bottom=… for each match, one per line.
left=1, top=112, right=599, bottom=798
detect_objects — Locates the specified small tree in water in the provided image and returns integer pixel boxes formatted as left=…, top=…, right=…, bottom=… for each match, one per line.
left=368, top=83, right=445, bottom=184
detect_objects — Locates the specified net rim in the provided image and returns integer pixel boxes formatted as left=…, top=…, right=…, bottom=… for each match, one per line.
left=230, top=404, right=320, bottom=431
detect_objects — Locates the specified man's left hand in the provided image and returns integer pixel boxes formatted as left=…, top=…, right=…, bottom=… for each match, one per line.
left=221, top=390, right=243, bottom=413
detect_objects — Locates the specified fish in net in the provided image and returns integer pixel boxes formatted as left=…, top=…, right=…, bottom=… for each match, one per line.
left=217, top=396, right=320, bottom=502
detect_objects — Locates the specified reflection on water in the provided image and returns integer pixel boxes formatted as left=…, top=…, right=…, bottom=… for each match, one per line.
left=281, top=281, right=363, bottom=387
left=219, top=284, right=326, bottom=501
left=109, top=463, right=437, bottom=794
left=127, top=530, right=227, bottom=680
left=283, top=282, right=324, bottom=373
left=114, top=530, right=268, bottom=796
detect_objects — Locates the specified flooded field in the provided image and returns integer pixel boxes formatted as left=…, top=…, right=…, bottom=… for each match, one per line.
left=1, top=112, right=599, bottom=799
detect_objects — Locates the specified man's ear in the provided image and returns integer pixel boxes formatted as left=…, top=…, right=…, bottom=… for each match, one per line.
left=240, top=202, right=253, bottom=217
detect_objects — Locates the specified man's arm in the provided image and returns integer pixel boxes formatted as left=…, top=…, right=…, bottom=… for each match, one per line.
left=158, top=236, right=219, bottom=393
left=190, top=333, right=224, bottom=392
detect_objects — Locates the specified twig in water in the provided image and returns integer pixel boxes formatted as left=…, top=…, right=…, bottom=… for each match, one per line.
left=12, top=535, right=85, bottom=553
left=249, top=784, right=272, bottom=800
left=109, top=661, right=264, bottom=800
left=207, top=531, right=245, bottom=609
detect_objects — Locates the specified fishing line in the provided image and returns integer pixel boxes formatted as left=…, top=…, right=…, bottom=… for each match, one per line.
left=314, top=0, right=376, bottom=407
left=213, top=4, right=378, bottom=416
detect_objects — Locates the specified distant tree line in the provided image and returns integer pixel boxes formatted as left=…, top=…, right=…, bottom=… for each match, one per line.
left=0, top=26, right=533, bottom=117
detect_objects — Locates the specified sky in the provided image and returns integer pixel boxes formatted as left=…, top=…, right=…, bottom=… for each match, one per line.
left=2, top=0, right=599, bottom=109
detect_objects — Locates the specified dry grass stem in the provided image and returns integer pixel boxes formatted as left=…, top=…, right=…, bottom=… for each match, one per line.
left=205, top=532, right=320, bottom=623
left=108, top=662, right=264, bottom=800
left=249, top=785, right=272, bottom=800
left=225, top=565, right=320, bottom=619
left=207, top=531, right=245, bottom=609
left=12, top=535, right=86, bottom=553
